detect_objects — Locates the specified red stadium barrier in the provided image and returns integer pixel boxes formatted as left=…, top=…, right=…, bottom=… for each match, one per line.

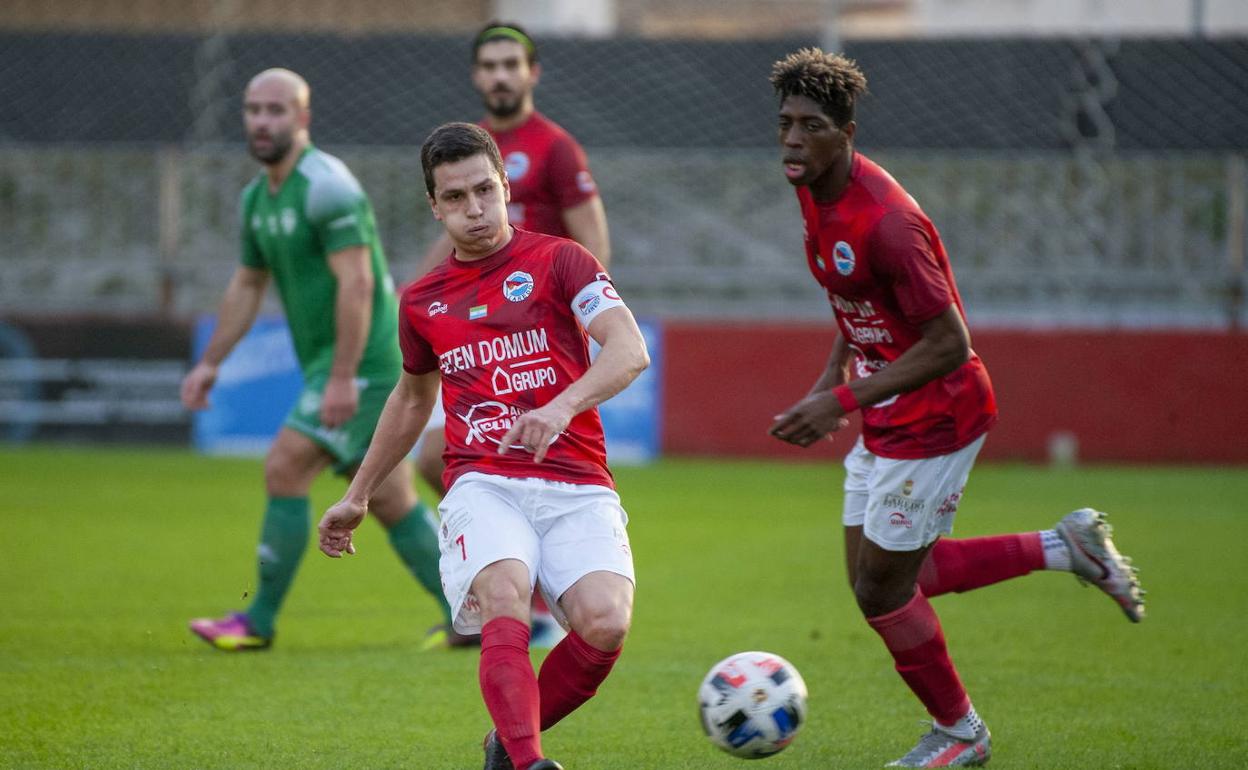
left=661, top=322, right=1248, bottom=464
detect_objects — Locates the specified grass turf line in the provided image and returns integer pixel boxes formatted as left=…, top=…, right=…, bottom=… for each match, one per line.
left=1, top=446, right=1245, bottom=768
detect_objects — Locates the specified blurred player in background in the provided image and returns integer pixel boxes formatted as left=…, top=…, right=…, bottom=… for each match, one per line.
left=766, top=49, right=1146, bottom=767
left=412, top=21, right=611, bottom=648
left=181, top=68, right=462, bottom=651
left=318, top=122, right=647, bottom=770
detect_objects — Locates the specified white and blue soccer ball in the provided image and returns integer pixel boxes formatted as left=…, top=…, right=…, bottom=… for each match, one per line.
left=698, top=651, right=808, bottom=759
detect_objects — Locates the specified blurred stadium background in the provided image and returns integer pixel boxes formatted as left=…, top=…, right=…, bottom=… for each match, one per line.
left=2, top=0, right=1247, bottom=461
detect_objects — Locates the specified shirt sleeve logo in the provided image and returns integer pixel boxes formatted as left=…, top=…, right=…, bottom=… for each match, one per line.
left=833, top=241, right=856, bottom=275
left=577, top=292, right=601, bottom=315
left=503, top=270, right=535, bottom=302
left=427, top=301, right=449, bottom=317
left=505, top=151, right=530, bottom=182
left=576, top=170, right=597, bottom=194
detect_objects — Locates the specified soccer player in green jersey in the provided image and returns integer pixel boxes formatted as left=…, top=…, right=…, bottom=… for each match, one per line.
left=181, top=68, right=464, bottom=651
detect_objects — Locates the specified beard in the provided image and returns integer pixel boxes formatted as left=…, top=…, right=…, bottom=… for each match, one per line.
left=482, top=89, right=524, bottom=119
left=248, top=131, right=294, bottom=165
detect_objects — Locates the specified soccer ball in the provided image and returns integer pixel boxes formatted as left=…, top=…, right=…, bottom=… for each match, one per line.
left=698, top=651, right=808, bottom=759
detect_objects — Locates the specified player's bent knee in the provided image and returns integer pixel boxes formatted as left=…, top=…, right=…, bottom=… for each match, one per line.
left=574, top=608, right=630, bottom=651
left=264, top=452, right=315, bottom=496
left=564, top=586, right=633, bottom=650
left=472, top=561, right=531, bottom=621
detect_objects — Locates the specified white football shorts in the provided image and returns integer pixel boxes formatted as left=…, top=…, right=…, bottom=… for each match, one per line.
left=842, top=434, right=987, bottom=551
left=436, top=471, right=635, bottom=634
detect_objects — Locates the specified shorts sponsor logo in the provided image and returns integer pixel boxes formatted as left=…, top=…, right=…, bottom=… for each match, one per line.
left=888, top=512, right=913, bottom=528
left=936, top=490, right=963, bottom=517
left=833, top=240, right=855, bottom=275
left=503, top=271, right=534, bottom=302
left=428, top=301, right=448, bottom=317
left=882, top=493, right=925, bottom=515
left=505, top=151, right=530, bottom=182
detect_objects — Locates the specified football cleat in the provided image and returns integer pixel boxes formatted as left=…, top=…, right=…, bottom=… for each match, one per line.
left=482, top=729, right=513, bottom=770
left=529, top=612, right=567, bottom=650
left=529, top=761, right=563, bottom=770
left=188, top=612, right=272, bottom=651
left=888, top=723, right=991, bottom=767
left=420, top=623, right=481, bottom=652
left=1055, top=508, right=1146, bottom=622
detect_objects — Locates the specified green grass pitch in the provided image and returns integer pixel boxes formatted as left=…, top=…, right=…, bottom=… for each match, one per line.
left=2, top=446, right=1246, bottom=769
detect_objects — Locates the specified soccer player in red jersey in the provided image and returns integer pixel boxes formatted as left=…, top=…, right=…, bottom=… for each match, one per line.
left=767, top=49, right=1146, bottom=767
left=414, top=21, right=611, bottom=648
left=318, top=122, right=648, bottom=770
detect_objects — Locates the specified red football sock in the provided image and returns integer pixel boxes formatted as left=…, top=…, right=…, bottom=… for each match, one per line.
left=537, top=630, right=621, bottom=730
left=917, top=533, right=1045, bottom=597
left=479, top=617, right=542, bottom=769
left=867, top=590, right=970, bottom=725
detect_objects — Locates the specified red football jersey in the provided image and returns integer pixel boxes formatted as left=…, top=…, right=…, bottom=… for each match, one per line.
left=400, top=227, right=623, bottom=490
left=797, top=153, right=997, bottom=459
left=483, top=111, right=598, bottom=238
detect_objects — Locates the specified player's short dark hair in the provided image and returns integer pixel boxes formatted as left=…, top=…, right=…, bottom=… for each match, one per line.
left=420, top=122, right=506, bottom=197
left=769, top=48, right=868, bottom=127
left=472, top=21, right=538, bottom=65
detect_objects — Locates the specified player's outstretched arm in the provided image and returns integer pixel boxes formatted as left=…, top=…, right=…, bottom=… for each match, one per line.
left=180, top=266, right=269, bottom=410
left=499, top=306, right=648, bottom=463
left=319, top=370, right=439, bottom=557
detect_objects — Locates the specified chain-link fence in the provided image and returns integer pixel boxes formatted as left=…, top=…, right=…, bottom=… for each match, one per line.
left=2, top=21, right=1246, bottom=327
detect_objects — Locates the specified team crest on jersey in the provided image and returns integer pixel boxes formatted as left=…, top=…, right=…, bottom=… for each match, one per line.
left=280, top=208, right=297, bottom=235
left=833, top=241, right=855, bottom=275
left=505, top=151, right=530, bottom=182
left=503, top=271, right=535, bottom=302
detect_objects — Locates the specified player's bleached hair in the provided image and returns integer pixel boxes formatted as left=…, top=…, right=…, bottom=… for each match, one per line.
left=472, top=20, right=538, bottom=65
left=420, top=122, right=507, bottom=197
left=769, top=48, right=868, bottom=127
